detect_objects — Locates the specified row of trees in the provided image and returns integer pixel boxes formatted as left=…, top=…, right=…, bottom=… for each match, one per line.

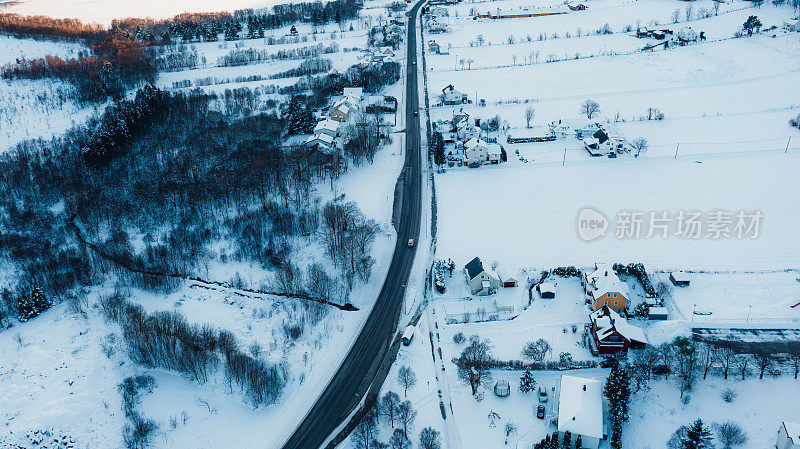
left=217, top=43, right=339, bottom=67
left=101, top=292, right=285, bottom=406
left=351, top=389, right=441, bottom=449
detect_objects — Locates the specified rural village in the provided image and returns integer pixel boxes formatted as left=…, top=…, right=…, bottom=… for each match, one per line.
left=0, top=0, right=799, bottom=447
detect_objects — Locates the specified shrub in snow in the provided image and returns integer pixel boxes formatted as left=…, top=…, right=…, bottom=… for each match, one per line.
left=550, top=266, right=581, bottom=277
left=433, top=260, right=448, bottom=294
left=452, top=332, right=465, bottom=344
left=721, top=388, right=737, bottom=403
left=5, top=429, right=76, bottom=449
left=789, top=113, right=800, bottom=129
left=714, top=421, right=747, bottom=449
left=17, top=286, right=51, bottom=322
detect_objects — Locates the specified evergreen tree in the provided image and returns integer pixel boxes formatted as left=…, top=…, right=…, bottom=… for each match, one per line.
left=574, top=435, right=582, bottom=449
left=684, top=419, right=714, bottom=449
left=562, top=430, right=572, bottom=449
left=17, top=286, right=51, bottom=321
left=519, top=368, right=536, bottom=393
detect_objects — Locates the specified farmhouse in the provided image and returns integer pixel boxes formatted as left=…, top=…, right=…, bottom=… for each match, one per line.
left=589, top=306, right=648, bottom=354
left=584, top=263, right=629, bottom=310
left=457, top=121, right=480, bottom=141
left=557, top=375, right=603, bottom=449
left=486, top=144, right=503, bottom=164
left=464, top=257, right=501, bottom=295
left=778, top=421, right=800, bottom=449
left=669, top=271, right=691, bottom=287
left=442, top=84, right=468, bottom=105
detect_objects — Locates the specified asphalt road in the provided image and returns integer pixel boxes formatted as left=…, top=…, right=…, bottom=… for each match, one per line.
left=280, top=1, right=424, bottom=448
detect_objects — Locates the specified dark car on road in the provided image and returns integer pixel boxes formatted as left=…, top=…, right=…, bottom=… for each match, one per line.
left=536, top=405, right=545, bottom=419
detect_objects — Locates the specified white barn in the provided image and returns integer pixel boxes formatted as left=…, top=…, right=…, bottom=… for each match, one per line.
left=558, top=375, right=603, bottom=449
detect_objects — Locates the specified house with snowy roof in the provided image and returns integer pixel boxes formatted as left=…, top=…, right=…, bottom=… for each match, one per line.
left=464, top=257, right=500, bottom=295
left=329, top=96, right=359, bottom=122
left=778, top=421, right=800, bottom=449
left=557, top=375, right=603, bottom=449
left=305, top=133, right=335, bottom=150
left=589, top=306, right=647, bottom=354
left=442, top=84, right=467, bottom=105
left=583, top=263, right=629, bottom=310
left=463, top=137, right=489, bottom=164
left=314, top=119, right=340, bottom=139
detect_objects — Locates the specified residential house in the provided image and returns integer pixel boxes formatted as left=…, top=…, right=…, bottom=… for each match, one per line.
left=463, top=137, right=489, bottom=164
left=305, top=133, right=335, bottom=150
left=343, top=87, right=364, bottom=101
left=452, top=109, right=470, bottom=129
left=329, top=96, right=359, bottom=122
left=442, top=84, right=467, bottom=105
left=428, top=40, right=441, bottom=54
left=314, top=119, right=339, bottom=139
left=549, top=119, right=601, bottom=139
left=464, top=257, right=501, bottom=295
left=669, top=271, right=690, bottom=287
left=428, top=19, right=448, bottom=33
left=584, top=263, right=629, bottom=310
left=778, top=422, right=800, bottom=449
left=457, top=122, right=480, bottom=142
left=589, top=306, right=648, bottom=354
left=429, top=6, right=449, bottom=17
left=557, top=375, right=603, bottom=449
left=486, top=143, right=503, bottom=164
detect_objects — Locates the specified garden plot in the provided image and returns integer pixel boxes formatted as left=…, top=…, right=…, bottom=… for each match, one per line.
left=625, top=375, right=800, bottom=449
left=655, top=271, right=800, bottom=321
left=440, top=367, right=609, bottom=449
left=435, top=152, right=800, bottom=270
left=439, top=276, right=595, bottom=362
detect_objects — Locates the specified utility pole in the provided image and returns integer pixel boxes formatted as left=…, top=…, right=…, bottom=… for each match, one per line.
left=786, top=136, right=792, bottom=154
left=674, top=142, right=680, bottom=159
left=562, top=147, right=566, bottom=166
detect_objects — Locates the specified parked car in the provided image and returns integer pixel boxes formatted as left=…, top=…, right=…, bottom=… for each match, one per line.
left=536, top=405, right=546, bottom=419
left=652, top=364, right=670, bottom=375
left=600, top=358, right=619, bottom=368
left=538, top=387, right=548, bottom=403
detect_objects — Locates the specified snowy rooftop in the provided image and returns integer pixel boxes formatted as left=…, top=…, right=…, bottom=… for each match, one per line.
left=314, top=119, right=339, bottom=133
left=784, top=422, right=800, bottom=445
left=586, top=264, right=629, bottom=299
left=558, top=375, right=603, bottom=439
left=590, top=306, right=647, bottom=344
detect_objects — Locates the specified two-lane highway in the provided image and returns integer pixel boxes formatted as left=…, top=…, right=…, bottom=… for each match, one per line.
left=281, top=1, right=425, bottom=448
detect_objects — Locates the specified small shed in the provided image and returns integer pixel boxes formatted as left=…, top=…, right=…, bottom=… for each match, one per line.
left=494, top=380, right=510, bottom=397
left=669, top=271, right=690, bottom=287
left=538, top=282, right=556, bottom=299
left=648, top=306, right=669, bottom=321
left=777, top=421, right=800, bottom=449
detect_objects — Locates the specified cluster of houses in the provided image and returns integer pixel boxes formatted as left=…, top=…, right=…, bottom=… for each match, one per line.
left=436, top=108, right=506, bottom=167
left=305, top=87, right=397, bottom=151
left=424, top=6, right=450, bottom=33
